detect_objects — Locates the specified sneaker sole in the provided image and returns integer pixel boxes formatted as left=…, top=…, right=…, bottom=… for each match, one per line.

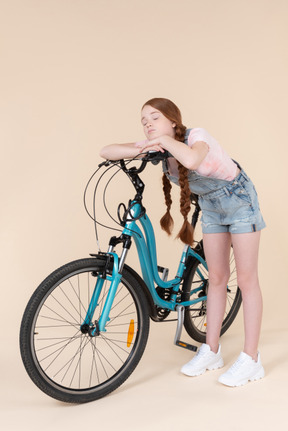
left=181, top=358, right=224, bottom=377
left=208, top=358, right=224, bottom=371
left=218, top=367, right=265, bottom=387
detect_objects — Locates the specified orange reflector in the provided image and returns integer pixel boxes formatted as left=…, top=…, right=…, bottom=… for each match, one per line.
left=204, top=323, right=207, bottom=327
left=127, top=319, right=134, bottom=347
left=179, top=342, right=187, bottom=348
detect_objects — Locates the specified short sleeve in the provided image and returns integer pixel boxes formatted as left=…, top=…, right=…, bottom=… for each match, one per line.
left=187, top=128, right=211, bottom=148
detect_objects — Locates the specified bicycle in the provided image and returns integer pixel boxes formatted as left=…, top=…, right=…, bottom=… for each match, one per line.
left=19, top=152, right=242, bottom=403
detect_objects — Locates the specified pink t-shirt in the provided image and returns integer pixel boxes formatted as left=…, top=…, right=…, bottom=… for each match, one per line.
left=156, top=128, right=237, bottom=181
left=188, top=128, right=237, bottom=180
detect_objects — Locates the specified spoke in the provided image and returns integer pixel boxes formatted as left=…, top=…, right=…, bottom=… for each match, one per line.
left=78, top=275, right=81, bottom=324
left=89, top=338, right=110, bottom=379
left=105, top=320, right=138, bottom=328
left=91, top=340, right=117, bottom=373
left=101, top=334, right=129, bottom=360
left=95, top=283, right=125, bottom=319
left=59, top=284, right=84, bottom=324
left=110, top=291, right=130, bottom=311
left=228, top=276, right=237, bottom=283
left=55, top=336, right=90, bottom=383
left=185, top=250, right=239, bottom=336
left=38, top=330, right=81, bottom=370
left=36, top=337, right=79, bottom=352
left=67, top=277, right=88, bottom=319
left=37, top=314, right=78, bottom=326
left=68, top=336, right=89, bottom=388
left=108, top=311, right=136, bottom=322
left=30, top=264, right=144, bottom=393
left=106, top=302, right=136, bottom=327
left=43, top=297, right=79, bottom=327
left=102, top=334, right=134, bottom=346
left=89, top=339, right=100, bottom=385
left=36, top=324, right=77, bottom=328
left=87, top=272, right=91, bottom=311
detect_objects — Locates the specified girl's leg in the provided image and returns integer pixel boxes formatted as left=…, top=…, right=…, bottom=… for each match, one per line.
left=203, top=232, right=232, bottom=353
left=231, top=231, right=262, bottom=361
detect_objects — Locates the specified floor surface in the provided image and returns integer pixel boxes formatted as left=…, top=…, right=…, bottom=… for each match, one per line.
left=1, top=316, right=287, bottom=431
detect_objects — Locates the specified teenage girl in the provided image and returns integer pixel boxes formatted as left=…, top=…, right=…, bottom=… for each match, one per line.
left=100, top=97, right=266, bottom=387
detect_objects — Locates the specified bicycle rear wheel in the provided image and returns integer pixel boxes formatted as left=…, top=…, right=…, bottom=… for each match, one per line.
left=182, top=241, right=242, bottom=343
left=20, top=257, right=149, bottom=403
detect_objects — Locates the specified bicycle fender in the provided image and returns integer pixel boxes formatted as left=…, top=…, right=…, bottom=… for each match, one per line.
left=123, top=264, right=159, bottom=321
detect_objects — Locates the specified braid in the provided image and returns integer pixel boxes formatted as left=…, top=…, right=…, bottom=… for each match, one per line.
left=160, top=173, right=174, bottom=235
left=160, top=123, right=185, bottom=236
left=174, top=124, right=186, bottom=142
left=141, top=98, right=194, bottom=246
left=175, top=124, right=194, bottom=245
left=176, top=162, right=194, bottom=246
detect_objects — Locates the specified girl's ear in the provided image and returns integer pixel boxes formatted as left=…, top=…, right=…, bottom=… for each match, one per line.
left=172, top=122, right=176, bottom=128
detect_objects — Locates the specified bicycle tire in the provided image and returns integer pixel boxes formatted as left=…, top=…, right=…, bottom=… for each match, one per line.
left=182, top=241, right=242, bottom=343
left=19, top=257, right=150, bottom=403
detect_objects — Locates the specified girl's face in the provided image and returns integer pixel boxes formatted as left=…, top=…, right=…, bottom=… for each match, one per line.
left=141, top=105, right=176, bottom=140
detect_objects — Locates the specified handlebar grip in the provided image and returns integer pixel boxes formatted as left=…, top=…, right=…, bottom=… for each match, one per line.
left=142, top=150, right=171, bottom=164
left=98, top=150, right=171, bottom=174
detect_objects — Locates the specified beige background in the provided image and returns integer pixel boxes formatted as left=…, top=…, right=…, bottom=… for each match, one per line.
left=1, top=0, right=288, bottom=430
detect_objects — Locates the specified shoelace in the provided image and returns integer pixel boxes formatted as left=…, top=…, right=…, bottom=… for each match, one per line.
left=193, top=347, right=210, bottom=362
left=228, top=357, right=247, bottom=375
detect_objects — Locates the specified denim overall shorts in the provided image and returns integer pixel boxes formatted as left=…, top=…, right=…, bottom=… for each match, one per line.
left=162, top=130, right=266, bottom=234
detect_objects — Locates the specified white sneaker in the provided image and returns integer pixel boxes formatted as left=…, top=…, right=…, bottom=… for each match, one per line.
left=181, top=343, right=224, bottom=377
left=218, top=352, right=265, bottom=387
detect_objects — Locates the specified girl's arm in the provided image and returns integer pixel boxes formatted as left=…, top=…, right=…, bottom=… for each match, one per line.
left=99, top=140, right=163, bottom=160
left=99, top=143, right=141, bottom=160
left=137, top=135, right=209, bottom=170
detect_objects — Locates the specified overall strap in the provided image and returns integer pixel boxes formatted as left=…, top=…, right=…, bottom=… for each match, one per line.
left=162, top=128, right=193, bottom=172
left=184, top=128, right=193, bottom=145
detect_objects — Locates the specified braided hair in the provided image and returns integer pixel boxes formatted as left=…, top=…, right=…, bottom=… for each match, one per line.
left=142, top=98, right=195, bottom=246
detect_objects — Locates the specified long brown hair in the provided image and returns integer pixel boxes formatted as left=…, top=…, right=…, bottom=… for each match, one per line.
left=142, top=98, right=194, bottom=246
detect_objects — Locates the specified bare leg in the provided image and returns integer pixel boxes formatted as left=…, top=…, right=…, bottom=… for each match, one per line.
left=203, top=233, right=232, bottom=353
left=231, top=231, right=262, bottom=360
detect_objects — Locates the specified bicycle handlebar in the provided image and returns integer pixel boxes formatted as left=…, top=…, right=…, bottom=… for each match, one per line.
left=142, top=150, right=171, bottom=164
left=90, top=150, right=200, bottom=238
left=98, top=150, right=171, bottom=175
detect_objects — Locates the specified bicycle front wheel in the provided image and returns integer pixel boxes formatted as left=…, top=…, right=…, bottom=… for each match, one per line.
left=20, top=257, right=150, bottom=403
left=182, top=241, right=242, bottom=343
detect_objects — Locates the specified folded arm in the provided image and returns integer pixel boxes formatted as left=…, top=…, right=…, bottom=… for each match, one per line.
left=99, top=143, right=141, bottom=160
left=137, top=135, right=209, bottom=170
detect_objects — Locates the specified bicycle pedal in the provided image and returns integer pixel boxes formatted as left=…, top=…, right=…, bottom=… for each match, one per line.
left=175, top=340, right=197, bottom=352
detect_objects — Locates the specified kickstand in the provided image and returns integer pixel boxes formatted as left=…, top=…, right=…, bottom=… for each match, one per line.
left=174, top=305, right=198, bottom=352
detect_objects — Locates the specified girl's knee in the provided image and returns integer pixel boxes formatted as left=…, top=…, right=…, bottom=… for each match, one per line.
left=209, top=270, right=230, bottom=287
left=237, top=273, right=259, bottom=291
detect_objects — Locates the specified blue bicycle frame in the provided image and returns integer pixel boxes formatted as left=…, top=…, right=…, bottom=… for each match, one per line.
left=82, top=199, right=207, bottom=334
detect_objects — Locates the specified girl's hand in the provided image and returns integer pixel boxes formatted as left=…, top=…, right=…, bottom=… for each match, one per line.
left=137, top=135, right=209, bottom=170
left=137, top=136, right=168, bottom=153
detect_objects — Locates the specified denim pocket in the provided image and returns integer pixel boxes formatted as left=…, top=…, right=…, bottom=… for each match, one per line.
left=230, top=185, right=252, bottom=205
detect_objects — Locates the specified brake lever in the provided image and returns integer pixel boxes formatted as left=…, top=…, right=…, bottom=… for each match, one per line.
left=98, top=159, right=121, bottom=168
left=142, top=150, right=171, bottom=165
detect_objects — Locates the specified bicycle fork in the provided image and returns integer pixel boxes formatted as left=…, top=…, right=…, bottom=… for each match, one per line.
left=81, top=235, right=131, bottom=336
